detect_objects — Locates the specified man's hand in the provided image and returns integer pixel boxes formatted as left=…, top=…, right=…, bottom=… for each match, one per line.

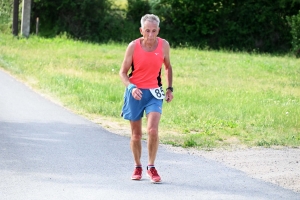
left=132, top=88, right=143, bottom=100
left=165, top=90, right=173, bottom=103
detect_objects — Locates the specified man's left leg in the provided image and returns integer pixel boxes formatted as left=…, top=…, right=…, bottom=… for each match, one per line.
left=146, top=112, right=161, bottom=182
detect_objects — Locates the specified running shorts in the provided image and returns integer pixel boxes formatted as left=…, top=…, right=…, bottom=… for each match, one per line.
left=121, top=88, right=163, bottom=121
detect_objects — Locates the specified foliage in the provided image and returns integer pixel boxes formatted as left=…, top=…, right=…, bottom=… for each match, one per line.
left=1, top=0, right=300, bottom=53
left=127, top=0, right=151, bottom=24
left=287, top=10, right=300, bottom=57
left=0, top=0, right=13, bottom=33
left=31, top=0, right=111, bottom=40
left=30, top=0, right=138, bottom=42
left=211, top=1, right=290, bottom=51
left=151, top=0, right=219, bottom=47
left=151, top=0, right=300, bottom=52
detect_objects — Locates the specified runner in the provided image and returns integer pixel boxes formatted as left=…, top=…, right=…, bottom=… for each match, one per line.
left=119, top=14, right=174, bottom=183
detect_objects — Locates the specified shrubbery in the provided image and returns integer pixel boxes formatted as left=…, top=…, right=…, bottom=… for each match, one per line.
left=287, top=10, right=300, bottom=57
left=0, top=0, right=13, bottom=34
left=31, top=0, right=120, bottom=42
left=1, top=0, right=300, bottom=55
left=131, top=0, right=300, bottom=54
left=151, top=0, right=299, bottom=53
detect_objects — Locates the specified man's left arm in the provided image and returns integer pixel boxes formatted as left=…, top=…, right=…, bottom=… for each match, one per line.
left=163, top=39, right=173, bottom=102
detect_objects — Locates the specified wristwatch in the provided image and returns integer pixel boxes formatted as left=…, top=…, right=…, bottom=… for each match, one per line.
left=166, top=87, right=173, bottom=92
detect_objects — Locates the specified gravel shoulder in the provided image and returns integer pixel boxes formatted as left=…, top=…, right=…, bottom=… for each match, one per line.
left=96, top=117, right=300, bottom=194
left=164, top=145, right=300, bottom=193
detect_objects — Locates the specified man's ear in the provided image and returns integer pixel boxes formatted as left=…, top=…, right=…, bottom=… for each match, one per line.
left=139, top=27, right=143, bottom=35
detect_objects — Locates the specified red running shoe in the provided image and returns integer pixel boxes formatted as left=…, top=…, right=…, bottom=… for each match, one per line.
left=147, top=166, right=161, bottom=183
left=131, top=167, right=142, bottom=180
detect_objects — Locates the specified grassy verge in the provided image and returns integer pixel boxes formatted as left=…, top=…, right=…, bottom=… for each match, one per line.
left=0, top=34, right=299, bottom=149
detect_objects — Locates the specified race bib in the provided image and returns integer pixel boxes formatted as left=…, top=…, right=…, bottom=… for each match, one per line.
left=150, top=87, right=165, bottom=99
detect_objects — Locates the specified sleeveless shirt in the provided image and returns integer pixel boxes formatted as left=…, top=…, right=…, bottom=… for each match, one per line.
left=129, top=37, right=164, bottom=89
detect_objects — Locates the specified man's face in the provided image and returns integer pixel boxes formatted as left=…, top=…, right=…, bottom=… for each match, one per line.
left=140, top=20, right=160, bottom=42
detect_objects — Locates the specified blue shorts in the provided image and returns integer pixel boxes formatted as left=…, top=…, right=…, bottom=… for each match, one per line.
left=121, top=88, right=163, bottom=121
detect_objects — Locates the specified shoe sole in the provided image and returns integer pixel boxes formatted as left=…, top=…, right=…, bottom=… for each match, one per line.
left=150, top=180, right=162, bottom=184
left=147, top=174, right=162, bottom=184
left=131, top=177, right=142, bottom=181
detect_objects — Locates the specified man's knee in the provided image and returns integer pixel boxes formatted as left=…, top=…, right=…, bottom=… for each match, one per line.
left=131, top=132, right=142, bottom=141
left=148, top=127, right=158, bottom=137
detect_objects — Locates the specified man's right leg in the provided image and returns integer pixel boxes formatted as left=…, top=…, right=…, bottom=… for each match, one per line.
left=130, top=119, right=143, bottom=180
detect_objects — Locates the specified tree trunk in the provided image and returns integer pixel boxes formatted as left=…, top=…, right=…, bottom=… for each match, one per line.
left=21, top=0, right=32, bottom=37
left=12, top=0, right=19, bottom=36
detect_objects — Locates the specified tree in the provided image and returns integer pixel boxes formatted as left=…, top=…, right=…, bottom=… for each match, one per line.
left=31, top=0, right=112, bottom=41
left=151, top=0, right=300, bottom=52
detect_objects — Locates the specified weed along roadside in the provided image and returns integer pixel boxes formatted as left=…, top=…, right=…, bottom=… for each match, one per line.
left=0, top=34, right=300, bottom=149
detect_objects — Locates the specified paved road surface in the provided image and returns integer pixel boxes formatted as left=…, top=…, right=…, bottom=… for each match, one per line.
left=0, top=69, right=299, bottom=200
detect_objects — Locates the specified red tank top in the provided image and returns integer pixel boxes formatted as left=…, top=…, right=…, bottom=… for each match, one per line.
left=129, top=37, right=164, bottom=89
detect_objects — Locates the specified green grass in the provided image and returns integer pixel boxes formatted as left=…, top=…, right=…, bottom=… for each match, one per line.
left=0, top=34, right=300, bottom=149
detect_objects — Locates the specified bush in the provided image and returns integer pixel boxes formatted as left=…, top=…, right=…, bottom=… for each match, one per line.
left=151, top=0, right=218, bottom=48
left=287, top=11, right=300, bottom=57
left=0, top=0, right=13, bottom=33
left=2, top=0, right=300, bottom=53
left=31, top=0, right=113, bottom=41
left=30, top=0, right=141, bottom=43
left=127, top=0, right=151, bottom=23
left=151, top=0, right=298, bottom=52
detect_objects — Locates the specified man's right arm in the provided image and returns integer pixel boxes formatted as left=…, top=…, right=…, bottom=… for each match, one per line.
left=119, top=41, right=135, bottom=87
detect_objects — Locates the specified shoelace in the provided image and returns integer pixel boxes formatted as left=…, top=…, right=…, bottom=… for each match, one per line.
left=134, top=168, right=142, bottom=175
left=149, top=168, right=159, bottom=176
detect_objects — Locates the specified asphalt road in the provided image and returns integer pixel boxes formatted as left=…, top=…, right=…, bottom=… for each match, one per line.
left=0, top=69, right=299, bottom=200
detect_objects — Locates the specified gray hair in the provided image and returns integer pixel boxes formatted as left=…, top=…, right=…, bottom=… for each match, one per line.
left=140, top=14, right=160, bottom=28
